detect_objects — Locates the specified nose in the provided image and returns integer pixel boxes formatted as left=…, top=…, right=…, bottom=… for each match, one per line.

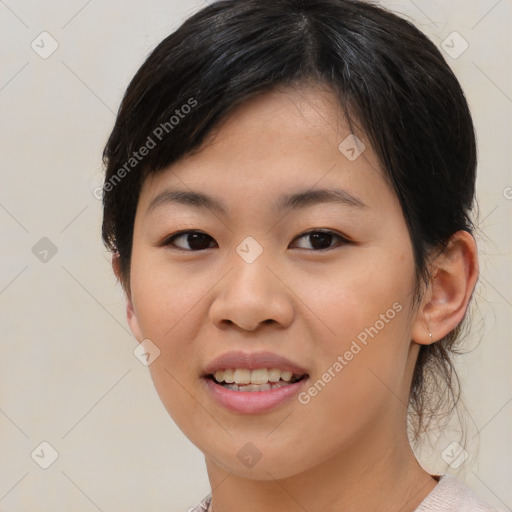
left=208, top=252, right=294, bottom=332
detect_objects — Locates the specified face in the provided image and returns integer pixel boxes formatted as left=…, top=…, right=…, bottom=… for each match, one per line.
left=125, top=84, right=424, bottom=480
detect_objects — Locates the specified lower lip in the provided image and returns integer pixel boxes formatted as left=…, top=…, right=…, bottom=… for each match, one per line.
left=203, top=376, right=308, bottom=414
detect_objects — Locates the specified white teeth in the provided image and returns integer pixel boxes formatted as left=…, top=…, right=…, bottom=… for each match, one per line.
left=268, top=368, right=281, bottom=382
left=211, top=368, right=303, bottom=385
left=250, top=368, right=268, bottom=384
left=222, top=380, right=290, bottom=392
left=281, top=371, right=293, bottom=382
left=234, top=368, right=251, bottom=384
left=223, top=369, right=235, bottom=383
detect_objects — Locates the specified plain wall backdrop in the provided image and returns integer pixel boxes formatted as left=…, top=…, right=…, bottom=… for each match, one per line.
left=1, top=0, right=511, bottom=510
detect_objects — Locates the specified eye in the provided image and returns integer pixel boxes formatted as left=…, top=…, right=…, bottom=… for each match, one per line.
left=162, top=230, right=217, bottom=251
left=161, top=229, right=349, bottom=252
left=291, top=230, right=349, bottom=251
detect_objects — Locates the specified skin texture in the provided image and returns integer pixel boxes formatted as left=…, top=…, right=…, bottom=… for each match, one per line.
left=114, top=84, right=479, bottom=512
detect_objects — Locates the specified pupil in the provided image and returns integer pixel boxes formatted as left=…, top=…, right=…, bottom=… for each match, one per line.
left=189, top=233, right=211, bottom=250
left=310, top=232, right=332, bottom=249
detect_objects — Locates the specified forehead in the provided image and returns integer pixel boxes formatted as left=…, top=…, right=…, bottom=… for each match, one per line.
left=137, top=84, right=392, bottom=216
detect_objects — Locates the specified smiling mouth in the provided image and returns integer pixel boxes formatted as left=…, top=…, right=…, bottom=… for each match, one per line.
left=207, top=368, right=308, bottom=392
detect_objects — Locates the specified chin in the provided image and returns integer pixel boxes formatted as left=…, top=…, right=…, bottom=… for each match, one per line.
left=215, top=453, right=305, bottom=481
left=201, top=436, right=315, bottom=481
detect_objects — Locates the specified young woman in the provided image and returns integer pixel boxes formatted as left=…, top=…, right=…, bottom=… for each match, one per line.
left=101, top=1, right=500, bottom=510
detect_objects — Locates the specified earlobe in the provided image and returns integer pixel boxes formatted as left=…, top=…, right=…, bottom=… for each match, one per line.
left=125, top=293, right=144, bottom=343
left=412, top=231, right=479, bottom=346
left=111, top=253, right=143, bottom=342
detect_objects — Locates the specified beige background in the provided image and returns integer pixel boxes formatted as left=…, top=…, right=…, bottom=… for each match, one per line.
left=1, top=0, right=511, bottom=510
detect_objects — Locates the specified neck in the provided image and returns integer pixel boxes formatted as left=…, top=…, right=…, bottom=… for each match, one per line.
left=204, top=420, right=437, bottom=512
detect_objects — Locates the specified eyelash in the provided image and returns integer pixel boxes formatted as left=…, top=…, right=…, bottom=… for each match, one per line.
left=160, top=229, right=351, bottom=252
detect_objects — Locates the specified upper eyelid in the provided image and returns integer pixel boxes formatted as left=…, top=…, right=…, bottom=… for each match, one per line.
left=292, top=230, right=349, bottom=247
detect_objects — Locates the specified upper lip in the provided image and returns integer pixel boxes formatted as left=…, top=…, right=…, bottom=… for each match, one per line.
left=203, top=350, right=309, bottom=376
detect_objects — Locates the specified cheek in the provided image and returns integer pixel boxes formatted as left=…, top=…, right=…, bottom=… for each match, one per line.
left=303, top=249, right=416, bottom=395
left=130, top=251, right=210, bottom=340
left=128, top=255, right=203, bottom=389
left=129, top=247, right=227, bottom=401
left=300, top=249, right=414, bottom=337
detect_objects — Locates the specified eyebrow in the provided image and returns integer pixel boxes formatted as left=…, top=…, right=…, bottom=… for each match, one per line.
left=146, top=187, right=367, bottom=215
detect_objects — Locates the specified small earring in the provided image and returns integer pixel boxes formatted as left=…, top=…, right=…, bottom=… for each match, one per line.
left=425, top=321, right=433, bottom=341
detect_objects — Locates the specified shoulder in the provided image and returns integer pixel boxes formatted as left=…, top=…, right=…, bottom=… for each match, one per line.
left=415, top=474, right=502, bottom=512
left=187, top=493, right=212, bottom=512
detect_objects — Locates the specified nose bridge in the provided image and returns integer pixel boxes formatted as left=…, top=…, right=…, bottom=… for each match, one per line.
left=209, top=236, right=294, bottom=330
left=230, top=241, right=271, bottom=296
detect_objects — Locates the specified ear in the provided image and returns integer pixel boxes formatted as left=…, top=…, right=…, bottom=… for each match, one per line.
left=411, top=230, right=479, bottom=345
left=112, top=253, right=143, bottom=342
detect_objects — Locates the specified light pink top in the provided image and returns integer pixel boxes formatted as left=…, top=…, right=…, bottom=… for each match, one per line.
left=187, top=474, right=503, bottom=511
